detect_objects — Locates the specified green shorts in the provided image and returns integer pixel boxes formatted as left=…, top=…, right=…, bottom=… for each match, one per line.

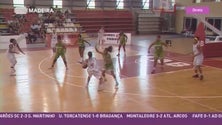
left=120, top=40, right=126, bottom=45
left=104, top=63, right=114, bottom=71
left=154, top=52, right=164, bottom=59
left=54, top=53, right=65, bottom=59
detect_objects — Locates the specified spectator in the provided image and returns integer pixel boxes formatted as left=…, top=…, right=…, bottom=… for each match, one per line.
left=26, top=31, right=37, bottom=44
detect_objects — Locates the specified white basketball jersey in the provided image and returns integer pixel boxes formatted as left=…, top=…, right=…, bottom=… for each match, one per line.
left=7, top=43, right=17, bottom=54
left=87, top=57, right=97, bottom=71
left=51, top=33, right=57, bottom=47
left=193, top=41, right=204, bottom=57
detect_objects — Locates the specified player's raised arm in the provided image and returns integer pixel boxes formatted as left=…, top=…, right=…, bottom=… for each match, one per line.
left=95, top=44, right=103, bottom=55
left=84, top=40, right=91, bottom=46
left=16, top=42, right=25, bottom=55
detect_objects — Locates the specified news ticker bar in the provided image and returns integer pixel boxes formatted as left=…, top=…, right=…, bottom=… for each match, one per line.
left=1, top=113, right=222, bottom=125
left=1, top=113, right=222, bottom=119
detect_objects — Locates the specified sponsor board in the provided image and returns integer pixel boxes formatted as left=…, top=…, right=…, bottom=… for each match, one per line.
left=103, top=33, right=131, bottom=45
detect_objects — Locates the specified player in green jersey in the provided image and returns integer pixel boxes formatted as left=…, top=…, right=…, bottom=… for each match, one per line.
left=117, top=31, right=128, bottom=56
left=95, top=45, right=119, bottom=89
left=76, top=34, right=91, bottom=62
left=148, top=35, right=168, bottom=74
left=49, top=35, right=68, bottom=69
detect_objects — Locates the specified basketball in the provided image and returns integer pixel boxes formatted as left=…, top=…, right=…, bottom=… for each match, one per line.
left=82, top=63, right=88, bottom=69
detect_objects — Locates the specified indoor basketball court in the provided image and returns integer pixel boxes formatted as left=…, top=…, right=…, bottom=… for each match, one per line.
left=1, top=0, right=222, bottom=113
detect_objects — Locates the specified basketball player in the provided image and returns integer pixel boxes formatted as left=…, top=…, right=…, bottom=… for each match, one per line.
left=192, top=37, right=204, bottom=80
left=49, top=35, right=68, bottom=69
left=83, top=51, right=104, bottom=90
left=117, top=31, right=128, bottom=56
left=95, top=45, right=119, bottom=89
left=76, top=34, right=91, bottom=62
left=6, top=39, right=25, bottom=75
left=51, top=29, right=57, bottom=53
left=148, top=35, right=168, bottom=74
left=98, top=26, right=105, bottom=45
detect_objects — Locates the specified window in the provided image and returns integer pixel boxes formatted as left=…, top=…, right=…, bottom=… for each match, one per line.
left=13, top=0, right=24, bottom=7
left=169, top=0, right=175, bottom=10
left=53, top=0, right=62, bottom=8
left=153, top=0, right=175, bottom=11
left=116, top=0, right=124, bottom=9
left=87, top=0, right=95, bottom=9
left=194, top=0, right=220, bottom=3
left=171, top=0, right=175, bottom=4
left=206, top=18, right=222, bottom=31
left=183, top=17, right=197, bottom=33
left=202, top=0, right=219, bottom=2
left=143, top=0, right=150, bottom=9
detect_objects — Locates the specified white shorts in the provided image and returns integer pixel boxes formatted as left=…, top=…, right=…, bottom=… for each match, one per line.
left=51, top=39, right=57, bottom=48
left=87, top=69, right=102, bottom=79
left=193, top=55, right=203, bottom=68
left=98, top=36, right=105, bottom=42
left=6, top=53, right=17, bottom=66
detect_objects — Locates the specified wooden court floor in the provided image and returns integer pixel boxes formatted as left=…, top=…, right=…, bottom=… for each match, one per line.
left=1, top=35, right=222, bottom=112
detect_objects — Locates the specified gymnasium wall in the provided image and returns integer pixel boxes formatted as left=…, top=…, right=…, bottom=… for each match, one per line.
left=175, top=10, right=185, bottom=34
left=0, top=0, right=143, bottom=10
left=175, top=0, right=222, bottom=33
left=3, top=0, right=222, bottom=34
left=0, top=0, right=13, bottom=8
left=175, top=0, right=194, bottom=6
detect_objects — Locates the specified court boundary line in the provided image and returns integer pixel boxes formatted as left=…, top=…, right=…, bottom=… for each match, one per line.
left=37, top=48, right=222, bottom=112
left=39, top=55, right=222, bottom=99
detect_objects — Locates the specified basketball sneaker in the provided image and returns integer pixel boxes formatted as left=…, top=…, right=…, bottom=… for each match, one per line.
left=102, top=76, right=107, bottom=82
left=11, top=68, right=16, bottom=73
left=115, top=82, right=119, bottom=89
left=98, top=84, right=105, bottom=91
left=151, top=70, right=155, bottom=74
left=192, top=74, right=199, bottom=78
left=199, top=75, right=204, bottom=80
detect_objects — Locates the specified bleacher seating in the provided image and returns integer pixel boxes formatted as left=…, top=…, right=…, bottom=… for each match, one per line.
left=0, top=8, right=14, bottom=20
left=21, top=13, right=39, bottom=33
left=0, top=15, right=10, bottom=35
left=72, top=10, right=135, bottom=33
left=137, top=12, right=162, bottom=34
left=0, top=8, right=39, bottom=34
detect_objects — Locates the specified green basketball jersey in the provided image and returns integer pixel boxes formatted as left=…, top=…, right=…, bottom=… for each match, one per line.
left=102, top=52, right=114, bottom=70
left=154, top=40, right=163, bottom=54
left=119, top=34, right=127, bottom=44
left=56, top=42, right=65, bottom=54
left=77, top=38, right=85, bottom=47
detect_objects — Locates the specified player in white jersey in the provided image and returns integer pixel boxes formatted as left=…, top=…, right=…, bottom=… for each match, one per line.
left=98, top=26, right=105, bottom=45
left=51, top=29, right=57, bottom=53
left=192, top=37, right=204, bottom=80
left=84, top=51, right=104, bottom=91
left=6, top=39, right=25, bottom=75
